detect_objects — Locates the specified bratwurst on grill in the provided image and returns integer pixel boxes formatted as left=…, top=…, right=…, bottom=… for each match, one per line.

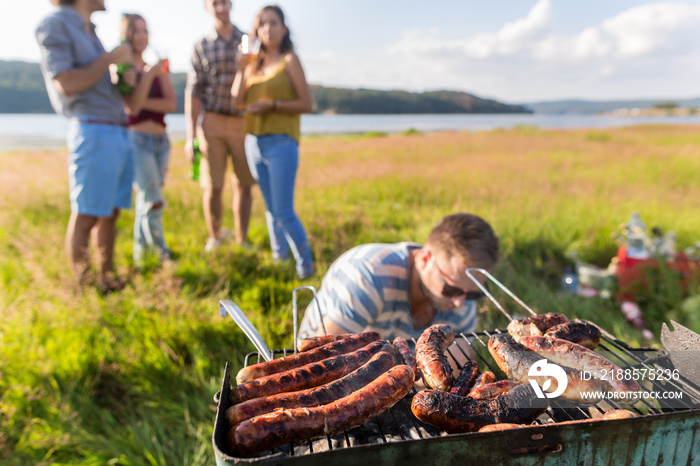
left=507, top=312, right=568, bottom=341
left=227, top=365, right=415, bottom=456
left=415, top=324, right=455, bottom=391
left=488, top=334, right=603, bottom=405
left=411, top=384, right=548, bottom=433
left=392, top=336, right=421, bottom=382
left=236, top=330, right=381, bottom=384
left=544, top=321, right=601, bottom=349
left=231, top=340, right=391, bottom=403
left=226, top=350, right=396, bottom=425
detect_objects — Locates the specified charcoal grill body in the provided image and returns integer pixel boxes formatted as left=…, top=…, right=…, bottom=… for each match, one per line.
left=213, top=334, right=700, bottom=465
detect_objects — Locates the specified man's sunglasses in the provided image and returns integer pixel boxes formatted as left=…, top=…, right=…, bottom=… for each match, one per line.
left=430, top=254, right=487, bottom=300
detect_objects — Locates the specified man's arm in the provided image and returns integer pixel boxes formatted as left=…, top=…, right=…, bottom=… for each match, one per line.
left=184, top=45, right=204, bottom=163
left=54, top=44, right=132, bottom=97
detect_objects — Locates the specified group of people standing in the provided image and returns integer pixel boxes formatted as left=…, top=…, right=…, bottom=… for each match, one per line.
left=36, top=0, right=315, bottom=293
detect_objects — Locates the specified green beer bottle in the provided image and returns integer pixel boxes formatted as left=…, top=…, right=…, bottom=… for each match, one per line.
left=190, top=139, right=202, bottom=181
left=116, top=41, right=134, bottom=95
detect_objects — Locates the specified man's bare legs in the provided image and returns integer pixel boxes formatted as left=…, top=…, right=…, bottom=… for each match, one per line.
left=233, top=182, right=252, bottom=245
left=203, top=183, right=251, bottom=247
left=94, top=208, right=123, bottom=291
left=203, top=186, right=223, bottom=240
left=66, top=212, right=98, bottom=288
left=66, top=209, right=122, bottom=292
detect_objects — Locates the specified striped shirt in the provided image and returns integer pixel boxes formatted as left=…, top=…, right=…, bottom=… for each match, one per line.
left=186, top=26, right=244, bottom=116
left=298, top=243, right=477, bottom=341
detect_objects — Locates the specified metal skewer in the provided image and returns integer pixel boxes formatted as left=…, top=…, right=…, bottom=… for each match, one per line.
left=292, top=285, right=321, bottom=353
left=465, top=267, right=538, bottom=321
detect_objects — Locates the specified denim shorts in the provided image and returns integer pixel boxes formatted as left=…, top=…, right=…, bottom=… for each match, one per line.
left=67, top=117, right=133, bottom=217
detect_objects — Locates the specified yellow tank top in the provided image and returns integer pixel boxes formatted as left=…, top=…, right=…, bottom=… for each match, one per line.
left=244, top=54, right=300, bottom=142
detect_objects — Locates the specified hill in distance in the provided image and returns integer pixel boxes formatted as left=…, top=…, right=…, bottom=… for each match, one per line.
left=0, top=60, right=529, bottom=114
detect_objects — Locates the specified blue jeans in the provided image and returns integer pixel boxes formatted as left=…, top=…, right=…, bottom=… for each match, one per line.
left=245, top=134, right=314, bottom=278
left=129, top=131, right=171, bottom=262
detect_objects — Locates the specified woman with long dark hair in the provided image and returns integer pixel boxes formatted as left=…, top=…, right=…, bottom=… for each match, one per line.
left=231, top=5, right=315, bottom=279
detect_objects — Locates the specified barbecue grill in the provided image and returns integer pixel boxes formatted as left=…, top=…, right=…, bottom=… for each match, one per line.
left=213, top=271, right=700, bottom=465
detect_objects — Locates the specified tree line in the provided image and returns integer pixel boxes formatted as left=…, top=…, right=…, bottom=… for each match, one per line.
left=0, top=60, right=531, bottom=115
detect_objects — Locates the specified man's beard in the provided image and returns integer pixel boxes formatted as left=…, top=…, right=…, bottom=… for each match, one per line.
left=418, top=276, right=450, bottom=312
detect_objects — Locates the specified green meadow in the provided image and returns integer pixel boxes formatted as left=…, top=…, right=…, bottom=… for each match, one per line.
left=1, top=124, right=699, bottom=464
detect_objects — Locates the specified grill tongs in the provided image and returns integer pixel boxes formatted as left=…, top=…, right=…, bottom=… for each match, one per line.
left=464, top=267, right=538, bottom=321
left=219, top=286, right=319, bottom=362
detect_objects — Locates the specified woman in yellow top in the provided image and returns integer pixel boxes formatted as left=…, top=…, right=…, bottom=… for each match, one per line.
left=232, top=5, right=315, bottom=279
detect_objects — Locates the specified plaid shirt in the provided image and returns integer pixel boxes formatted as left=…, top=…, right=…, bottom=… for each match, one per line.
left=186, top=26, right=244, bottom=116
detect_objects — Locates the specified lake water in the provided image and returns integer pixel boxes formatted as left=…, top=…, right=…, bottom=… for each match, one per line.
left=3, top=113, right=700, bottom=151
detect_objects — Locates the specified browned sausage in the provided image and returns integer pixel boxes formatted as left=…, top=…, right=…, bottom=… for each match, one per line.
left=478, top=423, right=525, bottom=433
left=472, top=371, right=497, bottom=389
left=236, top=330, right=381, bottom=384
left=297, top=334, right=352, bottom=352
left=507, top=313, right=568, bottom=341
left=411, top=384, right=548, bottom=434
left=231, top=340, right=391, bottom=403
left=392, top=336, right=421, bottom=382
left=544, top=321, right=601, bottom=349
left=488, top=334, right=603, bottom=405
left=449, top=360, right=480, bottom=396
left=468, top=380, right=520, bottom=399
left=227, top=365, right=415, bottom=457
left=415, top=324, right=455, bottom=391
left=226, top=351, right=396, bottom=425
left=517, top=335, right=641, bottom=404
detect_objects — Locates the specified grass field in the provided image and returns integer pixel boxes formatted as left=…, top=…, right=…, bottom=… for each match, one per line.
left=1, top=124, right=699, bottom=464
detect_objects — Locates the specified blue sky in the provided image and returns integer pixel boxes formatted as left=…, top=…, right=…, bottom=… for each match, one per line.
left=7, top=0, right=700, bottom=102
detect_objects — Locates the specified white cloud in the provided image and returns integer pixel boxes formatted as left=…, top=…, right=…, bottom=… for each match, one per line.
left=329, top=1, right=700, bottom=100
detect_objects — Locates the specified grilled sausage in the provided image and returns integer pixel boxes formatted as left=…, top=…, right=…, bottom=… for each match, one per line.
left=392, top=337, right=421, bottom=382
left=415, top=324, right=455, bottom=391
left=544, top=321, right=601, bottom=349
left=488, top=334, right=603, bottom=405
left=472, top=371, right=498, bottom=389
left=507, top=313, right=568, bottom=341
left=468, top=380, right=520, bottom=399
left=226, top=351, right=396, bottom=425
left=297, top=334, right=352, bottom=352
left=449, top=360, right=480, bottom=396
left=236, top=331, right=381, bottom=384
left=411, top=384, right=548, bottom=433
left=517, top=335, right=641, bottom=404
left=477, top=409, right=636, bottom=432
left=227, top=365, right=415, bottom=456
left=551, top=409, right=639, bottom=426
left=478, top=423, right=525, bottom=433
left=231, top=340, right=391, bottom=403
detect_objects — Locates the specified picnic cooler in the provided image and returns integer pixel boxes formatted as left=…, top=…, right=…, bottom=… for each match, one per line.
left=212, top=271, right=700, bottom=465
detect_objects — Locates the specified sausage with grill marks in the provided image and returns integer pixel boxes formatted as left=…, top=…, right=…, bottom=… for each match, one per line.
left=231, top=340, right=391, bottom=403
left=392, top=336, right=421, bottom=382
left=544, top=321, right=601, bottom=349
left=517, top=335, right=641, bottom=404
left=468, top=380, right=520, bottom=399
left=477, top=409, right=637, bottom=432
left=488, top=334, right=603, bottom=405
left=226, top=351, right=396, bottom=425
left=472, top=371, right=497, bottom=389
left=449, top=360, right=480, bottom=396
left=507, top=313, right=568, bottom=341
left=411, top=384, right=548, bottom=433
left=227, top=365, right=415, bottom=457
left=297, top=334, right=352, bottom=352
left=415, top=324, right=455, bottom=391
left=236, top=331, right=381, bottom=384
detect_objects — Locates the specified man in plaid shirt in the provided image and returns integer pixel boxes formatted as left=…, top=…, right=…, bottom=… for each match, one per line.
left=185, top=0, right=255, bottom=252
